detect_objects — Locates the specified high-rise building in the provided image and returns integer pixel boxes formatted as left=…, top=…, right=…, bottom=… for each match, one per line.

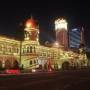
left=55, top=18, right=68, bottom=49
left=69, top=27, right=84, bottom=48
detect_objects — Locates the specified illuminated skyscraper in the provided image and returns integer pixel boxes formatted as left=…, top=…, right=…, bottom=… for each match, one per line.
left=55, top=18, right=68, bottom=49
left=69, top=27, right=84, bottom=48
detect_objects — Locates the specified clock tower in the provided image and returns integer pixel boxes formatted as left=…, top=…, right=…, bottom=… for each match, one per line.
left=55, top=18, right=68, bottom=49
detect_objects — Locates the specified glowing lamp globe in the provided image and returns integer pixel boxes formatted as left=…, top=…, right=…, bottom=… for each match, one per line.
left=55, top=18, right=68, bottom=30
left=25, top=18, right=37, bottom=28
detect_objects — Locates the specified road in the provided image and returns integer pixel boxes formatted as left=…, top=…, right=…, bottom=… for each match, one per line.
left=0, top=69, right=90, bottom=90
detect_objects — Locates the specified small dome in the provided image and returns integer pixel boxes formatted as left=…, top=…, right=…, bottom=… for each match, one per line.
left=25, top=17, right=37, bottom=28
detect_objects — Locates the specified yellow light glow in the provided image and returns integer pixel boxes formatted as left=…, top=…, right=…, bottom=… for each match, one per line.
left=54, top=42, right=59, bottom=46
left=55, top=18, right=67, bottom=30
left=26, top=23, right=32, bottom=28
left=53, top=42, right=59, bottom=48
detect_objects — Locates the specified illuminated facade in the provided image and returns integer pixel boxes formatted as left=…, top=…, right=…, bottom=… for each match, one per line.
left=55, top=18, right=68, bottom=49
left=0, top=17, right=88, bottom=70
left=21, top=17, right=40, bottom=69
left=0, top=36, right=20, bottom=69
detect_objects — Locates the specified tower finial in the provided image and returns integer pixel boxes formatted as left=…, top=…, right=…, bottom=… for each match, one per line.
left=30, top=14, right=33, bottom=19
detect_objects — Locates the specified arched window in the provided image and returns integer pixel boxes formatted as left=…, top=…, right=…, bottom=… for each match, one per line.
left=34, top=47, right=36, bottom=53
left=27, top=47, right=29, bottom=53
left=30, top=46, right=32, bottom=53
left=34, top=60, right=36, bottom=64
left=30, top=61, right=32, bottom=65
left=17, top=48, right=19, bottom=53
left=0, top=45, right=2, bottom=51
left=22, top=49, right=25, bottom=54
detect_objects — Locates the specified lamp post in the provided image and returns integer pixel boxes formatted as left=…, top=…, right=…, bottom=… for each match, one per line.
left=19, top=40, right=22, bottom=65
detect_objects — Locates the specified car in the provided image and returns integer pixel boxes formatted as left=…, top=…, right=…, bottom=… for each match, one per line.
left=5, top=69, right=20, bottom=74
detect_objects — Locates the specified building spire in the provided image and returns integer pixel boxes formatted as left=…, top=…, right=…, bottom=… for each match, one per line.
left=30, top=14, right=34, bottom=20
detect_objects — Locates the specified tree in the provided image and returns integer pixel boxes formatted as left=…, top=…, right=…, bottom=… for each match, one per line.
left=13, top=60, right=19, bottom=69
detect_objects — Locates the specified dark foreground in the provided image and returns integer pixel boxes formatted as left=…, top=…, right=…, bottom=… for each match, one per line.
left=0, top=69, right=90, bottom=90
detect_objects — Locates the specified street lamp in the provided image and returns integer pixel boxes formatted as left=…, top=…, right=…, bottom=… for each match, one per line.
left=19, top=41, right=22, bottom=65
left=53, top=41, right=59, bottom=48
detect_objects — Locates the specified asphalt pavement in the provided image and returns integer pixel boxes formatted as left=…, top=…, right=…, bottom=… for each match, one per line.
left=0, top=69, right=90, bottom=90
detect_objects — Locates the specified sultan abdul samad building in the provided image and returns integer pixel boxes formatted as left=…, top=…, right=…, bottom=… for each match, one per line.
left=0, top=17, right=88, bottom=70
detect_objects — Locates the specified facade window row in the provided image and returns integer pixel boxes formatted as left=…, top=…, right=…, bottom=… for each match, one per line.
left=29, top=60, right=38, bottom=65
left=0, top=44, right=19, bottom=54
left=22, top=46, right=36, bottom=54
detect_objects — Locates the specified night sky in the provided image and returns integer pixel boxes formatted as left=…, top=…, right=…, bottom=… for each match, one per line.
left=0, top=1, right=90, bottom=48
